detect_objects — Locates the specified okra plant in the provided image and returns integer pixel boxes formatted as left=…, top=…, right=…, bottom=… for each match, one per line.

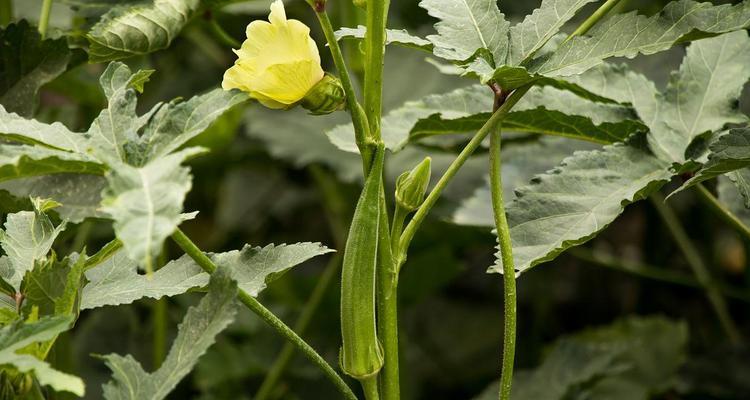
left=0, top=0, right=749, bottom=399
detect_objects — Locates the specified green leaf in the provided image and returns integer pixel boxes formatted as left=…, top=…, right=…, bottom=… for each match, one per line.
left=0, top=106, right=89, bottom=152
left=647, top=32, right=750, bottom=162
left=100, top=268, right=237, bottom=400
left=334, top=26, right=432, bottom=51
left=86, top=0, right=201, bottom=62
left=86, top=62, right=154, bottom=163
left=527, top=0, right=750, bottom=77
left=673, top=129, right=750, bottom=193
left=138, top=88, right=247, bottom=162
left=0, top=315, right=84, bottom=396
left=493, top=135, right=672, bottom=274
left=452, top=137, right=600, bottom=227
left=0, top=145, right=106, bottom=183
left=725, top=168, right=750, bottom=209
left=0, top=174, right=108, bottom=223
left=0, top=20, right=71, bottom=117
left=474, top=316, right=687, bottom=400
left=419, top=0, right=510, bottom=66
left=21, top=254, right=77, bottom=317
left=82, top=249, right=206, bottom=310
left=329, top=85, right=641, bottom=152
left=508, top=0, right=598, bottom=65
left=0, top=200, right=66, bottom=292
left=101, top=148, right=203, bottom=272
left=718, top=175, right=750, bottom=226
left=211, top=242, right=333, bottom=297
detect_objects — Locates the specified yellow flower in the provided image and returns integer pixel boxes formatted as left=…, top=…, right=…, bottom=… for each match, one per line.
left=222, top=0, right=325, bottom=109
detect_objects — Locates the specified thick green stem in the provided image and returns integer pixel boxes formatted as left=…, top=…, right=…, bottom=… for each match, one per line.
left=398, top=86, right=531, bottom=264
left=650, top=194, right=743, bottom=345
left=170, top=229, right=357, bottom=400
left=694, top=183, right=750, bottom=242
left=361, top=375, right=380, bottom=400
left=255, top=253, right=343, bottom=400
left=38, top=0, right=52, bottom=38
left=0, top=0, right=11, bottom=25
left=312, top=8, right=372, bottom=159
left=570, top=248, right=750, bottom=303
left=362, top=0, right=389, bottom=143
left=377, top=192, right=399, bottom=400
left=489, top=127, right=516, bottom=400
left=565, top=0, right=622, bottom=41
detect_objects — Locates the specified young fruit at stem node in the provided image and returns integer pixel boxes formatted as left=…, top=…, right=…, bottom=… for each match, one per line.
left=395, top=157, right=432, bottom=212
left=340, top=147, right=385, bottom=380
left=300, top=73, right=346, bottom=115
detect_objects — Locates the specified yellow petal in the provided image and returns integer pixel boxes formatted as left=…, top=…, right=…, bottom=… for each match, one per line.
left=221, top=0, right=324, bottom=108
left=250, top=60, right=323, bottom=104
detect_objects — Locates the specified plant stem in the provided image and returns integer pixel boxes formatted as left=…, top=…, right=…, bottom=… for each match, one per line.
left=361, top=375, right=380, bottom=400
left=398, top=86, right=531, bottom=265
left=311, top=8, right=372, bottom=159
left=390, top=206, right=408, bottom=256
left=170, top=228, right=357, bottom=400
left=565, top=0, right=622, bottom=41
left=0, top=0, right=11, bottom=26
left=38, top=0, right=53, bottom=38
left=650, top=194, right=743, bottom=345
left=489, top=126, right=517, bottom=400
left=362, top=0, right=389, bottom=144
left=693, top=183, right=750, bottom=241
left=207, top=17, right=240, bottom=48
left=83, top=239, right=123, bottom=271
left=254, top=253, right=343, bottom=400
left=377, top=192, right=399, bottom=400
left=570, top=247, right=750, bottom=303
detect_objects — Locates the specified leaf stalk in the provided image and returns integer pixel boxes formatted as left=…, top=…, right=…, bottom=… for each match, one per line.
left=170, top=228, right=357, bottom=400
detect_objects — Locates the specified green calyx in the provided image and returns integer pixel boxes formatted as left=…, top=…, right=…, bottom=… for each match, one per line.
left=300, top=73, right=346, bottom=115
left=395, top=157, right=432, bottom=212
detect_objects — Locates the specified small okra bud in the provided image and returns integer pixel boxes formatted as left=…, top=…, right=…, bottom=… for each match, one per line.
left=300, top=73, right=346, bottom=115
left=395, top=157, right=432, bottom=212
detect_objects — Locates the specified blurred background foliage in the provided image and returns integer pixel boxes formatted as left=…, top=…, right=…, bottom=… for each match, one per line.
left=2, top=0, right=750, bottom=399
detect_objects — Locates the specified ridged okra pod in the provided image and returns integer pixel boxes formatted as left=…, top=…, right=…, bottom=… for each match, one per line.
left=340, top=145, right=385, bottom=380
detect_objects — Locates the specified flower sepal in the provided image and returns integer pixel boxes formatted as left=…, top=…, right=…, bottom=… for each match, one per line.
left=299, top=73, right=346, bottom=115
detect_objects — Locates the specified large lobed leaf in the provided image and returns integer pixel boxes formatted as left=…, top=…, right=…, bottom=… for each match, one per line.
left=86, top=0, right=201, bottom=62
left=646, top=31, right=750, bottom=162
left=493, top=135, right=672, bottom=274
left=80, top=242, right=331, bottom=309
left=527, top=0, right=750, bottom=77
left=0, top=199, right=66, bottom=292
left=0, top=20, right=71, bottom=117
left=508, top=0, right=598, bottom=65
left=1, top=62, right=244, bottom=265
left=100, top=268, right=237, bottom=400
left=100, top=148, right=203, bottom=272
left=0, top=315, right=84, bottom=396
left=474, top=317, right=687, bottom=400
left=328, top=84, right=642, bottom=153
left=419, top=0, right=509, bottom=66
left=81, top=249, right=206, bottom=310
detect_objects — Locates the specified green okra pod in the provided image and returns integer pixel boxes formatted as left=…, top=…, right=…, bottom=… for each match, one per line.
left=340, top=145, right=385, bottom=380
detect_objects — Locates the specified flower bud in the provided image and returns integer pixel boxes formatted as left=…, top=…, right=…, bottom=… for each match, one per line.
left=395, top=157, right=431, bottom=212
left=300, top=73, right=346, bottom=115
